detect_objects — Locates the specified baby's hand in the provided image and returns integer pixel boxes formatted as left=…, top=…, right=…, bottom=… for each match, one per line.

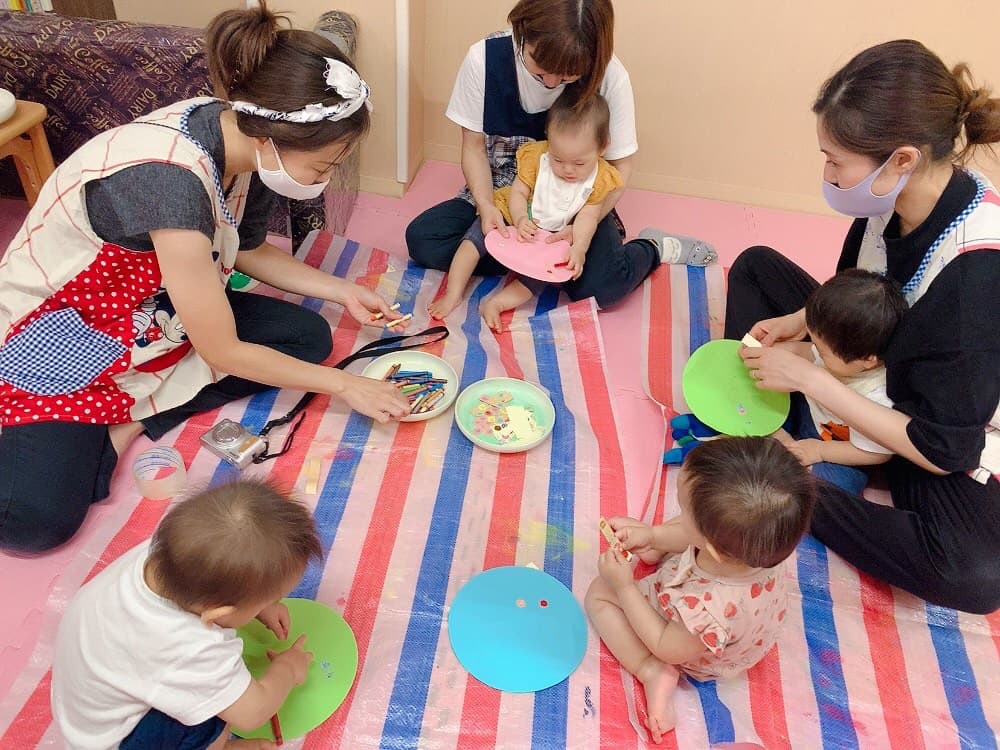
left=608, top=517, right=652, bottom=551
left=267, top=634, right=313, bottom=686
left=516, top=216, right=539, bottom=242
left=787, top=438, right=824, bottom=466
left=598, top=549, right=635, bottom=591
left=256, top=601, right=290, bottom=641
left=566, top=244, right=587, bottom=280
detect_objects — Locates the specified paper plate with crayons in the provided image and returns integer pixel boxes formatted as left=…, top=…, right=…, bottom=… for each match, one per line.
left=362, top=350, right=459, bottom=422
left=484, top=228, right=575, bottom=282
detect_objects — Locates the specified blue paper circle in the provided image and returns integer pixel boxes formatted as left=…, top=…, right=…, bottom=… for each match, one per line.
left=447, top=566, right=587, bottom=692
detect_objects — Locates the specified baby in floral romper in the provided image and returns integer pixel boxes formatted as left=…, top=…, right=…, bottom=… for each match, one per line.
left=586, top=437, right=816, bottom=743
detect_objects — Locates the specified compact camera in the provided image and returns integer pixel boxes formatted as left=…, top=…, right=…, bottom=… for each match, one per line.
left=199, top=419, right=267, bottom=469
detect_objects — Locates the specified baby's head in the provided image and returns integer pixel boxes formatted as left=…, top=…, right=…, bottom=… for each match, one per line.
left=545, top=90, right=610, bottom=183
left=679, top=437, right=815, bottom=568
left=805, top=269, right=908, bottom=377
left=146, top=479, right=322, bottom=627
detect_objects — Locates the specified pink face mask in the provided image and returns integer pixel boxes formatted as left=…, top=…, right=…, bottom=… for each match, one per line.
left=821, top=153, right=916, bottom=218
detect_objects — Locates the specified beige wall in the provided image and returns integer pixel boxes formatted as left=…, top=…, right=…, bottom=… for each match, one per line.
left=116, top=1, right=1000, bottom=211
left=422, top=0, right=1000, bottom=214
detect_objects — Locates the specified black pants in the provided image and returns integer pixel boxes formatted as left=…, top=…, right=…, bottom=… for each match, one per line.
left=405, top=198, right=659, bottom=309
left=0, top=292, right=332, bottom=553
left=725, top=246, right=1000, bottom=613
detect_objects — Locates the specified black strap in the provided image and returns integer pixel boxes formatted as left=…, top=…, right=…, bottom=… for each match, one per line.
left=253, top=325, right=449, bottom=462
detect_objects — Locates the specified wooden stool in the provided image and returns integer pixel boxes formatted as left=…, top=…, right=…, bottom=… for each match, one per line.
left=0, top=100, right=56, bottom=208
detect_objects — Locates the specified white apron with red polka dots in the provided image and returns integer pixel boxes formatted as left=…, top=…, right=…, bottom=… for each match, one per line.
left=0, top=98, right=250, bottom=427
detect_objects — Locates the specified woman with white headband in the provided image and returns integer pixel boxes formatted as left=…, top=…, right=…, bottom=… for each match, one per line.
left=0, top=1, right=409, bottom=553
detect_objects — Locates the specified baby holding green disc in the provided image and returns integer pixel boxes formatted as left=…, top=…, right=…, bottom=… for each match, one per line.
left=52, top=480, right=321, bottom=750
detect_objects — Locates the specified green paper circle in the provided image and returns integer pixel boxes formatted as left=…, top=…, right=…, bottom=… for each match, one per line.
left=454, top=377, right=555, bottom=453
left=681, top=339, right=790, bottom=436
left=234, top=598, right=358, bottom=741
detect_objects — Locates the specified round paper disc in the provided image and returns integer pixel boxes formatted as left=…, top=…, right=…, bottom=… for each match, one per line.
left=235, top=598, right=358, bottom=741
left=448, top=566, right=587, bottom=692
left=484, top=228, right=574, bottom=282
left=681, top=339, right=790, bottom=436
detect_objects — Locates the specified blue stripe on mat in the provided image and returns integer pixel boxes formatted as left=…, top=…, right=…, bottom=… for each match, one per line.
left=379, top=275, right=501, bottom=749
left=687, top=265, right=710, bottom=353
left=925, top=603, right=996, bottom=750
left=796, top=535, right=859, bottom=749
left=528, top=300, right=574, bottom=749
left=691, top=677, right=735, bottom=745
left=303, top=239, right=360, bottom=312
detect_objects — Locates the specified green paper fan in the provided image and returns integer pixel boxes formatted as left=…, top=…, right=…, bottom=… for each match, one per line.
left=234, top=598, right=358, bottom=741
left=681, top=339, right=790, bottom=436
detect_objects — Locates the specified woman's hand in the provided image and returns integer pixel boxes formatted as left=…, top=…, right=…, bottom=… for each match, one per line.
left=741, top=345, right=824, bottom=393
left=339, top=284, right=409, bottom=330
left=479, top=204, right=509, bottom=238
left=748, top=309, right=808, bottom=346
left=340, top=372, right=411, bottom=423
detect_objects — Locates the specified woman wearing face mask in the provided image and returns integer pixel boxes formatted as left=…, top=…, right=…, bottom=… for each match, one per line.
left=0, top=2, right=411, bottom=553
left=728, top=40, right=1000, bottom=614
left=406, top=0, right=672, bottom=311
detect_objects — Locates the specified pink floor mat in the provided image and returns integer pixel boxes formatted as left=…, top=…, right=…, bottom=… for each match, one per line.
left=637, top=262, right=1000, bottom=748
left=0, top=232, right=662, bottom=748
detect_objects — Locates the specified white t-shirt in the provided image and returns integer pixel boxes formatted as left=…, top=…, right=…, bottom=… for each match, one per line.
left=52, top=541, right=252, bottom=750
left=445, top=31, right=639, bottom=161
left=805, top=345, right=894, bottom=455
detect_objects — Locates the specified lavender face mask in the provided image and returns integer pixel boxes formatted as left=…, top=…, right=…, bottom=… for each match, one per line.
left=822, top=154, right=915, bottom=218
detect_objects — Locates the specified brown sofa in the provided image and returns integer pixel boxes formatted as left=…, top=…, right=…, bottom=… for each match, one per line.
left=0, top=10, right=359, bottom=250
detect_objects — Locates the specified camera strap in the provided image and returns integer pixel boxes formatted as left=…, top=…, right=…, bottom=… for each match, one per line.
left=253, top=325, right=449, bottom=463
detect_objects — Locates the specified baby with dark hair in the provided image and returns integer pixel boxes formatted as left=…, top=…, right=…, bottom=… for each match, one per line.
left=586, top=437, right=816, bottom=743
left=771, top=269, right=908, bottom=493
left=52, top=480, right=322, bottom=750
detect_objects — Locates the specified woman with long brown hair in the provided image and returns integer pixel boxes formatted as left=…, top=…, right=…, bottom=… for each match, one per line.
left=730, top=40, right=1000, bottom=614
left=0, top=2, right=410, bottom=554
left=406, top=0, right=702, bottom=313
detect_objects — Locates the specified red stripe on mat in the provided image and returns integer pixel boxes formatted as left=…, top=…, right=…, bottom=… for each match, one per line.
left=561, top=303, right=635, bottom=749
left=747, top=647, right=791, bottom=750
left=644, top=267, right=674, bottom=408
left=455, top=312, right=529, bottom=749
left=859, top=575, right=925, bottom=750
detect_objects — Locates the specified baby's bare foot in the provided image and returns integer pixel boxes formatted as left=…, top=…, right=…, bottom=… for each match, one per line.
left=636, top=655, right=680, bottom=743
left=479, top=297, right=506, bottom=333
left=428, top=293, right=462, bottom=320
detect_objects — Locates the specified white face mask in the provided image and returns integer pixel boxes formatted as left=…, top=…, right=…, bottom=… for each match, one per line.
left=255, top=139, right=330, bottom=200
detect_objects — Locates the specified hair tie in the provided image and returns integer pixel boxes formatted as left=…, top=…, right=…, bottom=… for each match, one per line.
left=230, top=58, right=372, bottom=123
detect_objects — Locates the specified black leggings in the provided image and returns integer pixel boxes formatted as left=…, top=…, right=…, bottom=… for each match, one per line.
left=0, top=292, right=332, bottom=553
left=726, top=246, right=1000, bottom=614
left=405, top=198, right=659, bottom=309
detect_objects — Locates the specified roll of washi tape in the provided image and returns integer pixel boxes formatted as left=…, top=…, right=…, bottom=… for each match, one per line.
left=133, top=447, right=187, bottom=500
